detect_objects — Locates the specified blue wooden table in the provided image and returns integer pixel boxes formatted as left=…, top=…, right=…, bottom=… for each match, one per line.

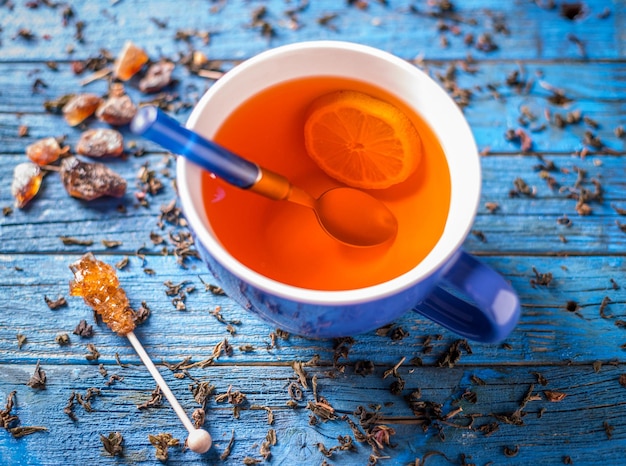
left=2, top=1, right=626, bottom=464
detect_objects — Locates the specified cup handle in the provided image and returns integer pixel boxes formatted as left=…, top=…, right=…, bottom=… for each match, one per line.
left=412, top=250, right=521, bottom=343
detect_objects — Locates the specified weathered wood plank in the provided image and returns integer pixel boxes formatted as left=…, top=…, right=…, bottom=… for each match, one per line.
left=1, top=60, right=625, bottom=155
left=2, top=59, right=626, bottom=114
left=0, top=0, right=623, bottom=61
left=1, top=363, right=625, bottom=465
left=3, top=152, right=626, bottom=255
left=1, top=0, right=625, bottom=464
left=1, top=253, right=626, bottom=366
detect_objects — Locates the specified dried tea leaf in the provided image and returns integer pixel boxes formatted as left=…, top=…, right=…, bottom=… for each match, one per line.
left=102, top=239, right=122, bottom=248
left=530, top=267, right=553, bottom=288
left=45, top=295, right=67, bottom=310
left=60, top=236, right=94, bottom=246
left=220, top=430, right=235, bottom=460
left=55, top=333, right=70, bottom=345
left=115, top=256, right=130, bottom=270
left=148, top=432, right=179, bottom=462
left=437, top=339, right=472, bottom=368
left=73, top=319, right=94, bottom=337
left=292, top=361, right=308, bottom=389
left=189, top=381, right=215, bottom=410
left=11, top=162, right=43, bottom=208
left=1, top=391, right=19, bottom=429
left=560, top=2, right=585, bottom=20
left=531, top=371, right=548, bottom=386
left=354, top=360, right=375, bottom=376
left=9, top=426, right=47, bottom=438
left=260, top=428, right=276, bottom=459
left=44, top=93, right=75, bottom=114
left=16, top=333, right=27, bottom=349
left=100, top=432, right=124, bottom=456
left=27, top=361, right=47, bottom=389
left=138, top=385, right=163, bottom=410
left=243, top=458, right=262, bottom=465
left=77, top=129, right=124, bottom=158
left=543, top=390, right=567, bottom=402
left=104, top=374, right=124, bottom=386
left=60, top=157, right=127, bottom=200
left=191, top=408, right=205, bottom=429
left=85, top=343, right=100, bottom=361
left=62, top=93, right=103, bottom=126
left=133, top=301, right=151, bottom=325
left=63, top=392, right=77, bottom=421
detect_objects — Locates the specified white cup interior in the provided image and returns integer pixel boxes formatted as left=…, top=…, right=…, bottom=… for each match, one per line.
left=178, top=41, right=480, bottom=305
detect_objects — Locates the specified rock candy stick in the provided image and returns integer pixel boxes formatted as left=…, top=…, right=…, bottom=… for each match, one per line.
left=69, top=253, right=212, bottom=454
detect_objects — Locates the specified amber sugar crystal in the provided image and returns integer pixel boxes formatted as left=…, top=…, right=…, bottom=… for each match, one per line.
left=11, top=162, right=43, bottom=208
left=26, top=137, right=69, bottom=165
left=113, top=41, right=149, bottom=81
left=69, top=253, right=136, bottom=335
left=62, top=93, right=103, bottom=126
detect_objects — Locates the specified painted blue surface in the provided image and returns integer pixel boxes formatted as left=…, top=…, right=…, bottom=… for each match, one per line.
left=1, top=1, right=626, bottom=465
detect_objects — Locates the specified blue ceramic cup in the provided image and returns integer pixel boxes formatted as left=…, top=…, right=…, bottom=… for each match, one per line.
left=176, top=41, right=520, bottom=343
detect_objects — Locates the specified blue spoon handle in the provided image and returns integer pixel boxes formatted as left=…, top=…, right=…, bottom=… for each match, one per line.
left=131, top=106, right=260, bottom=189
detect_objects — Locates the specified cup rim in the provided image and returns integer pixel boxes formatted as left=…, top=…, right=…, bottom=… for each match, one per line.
left=178, top=40, right=480, bottom=305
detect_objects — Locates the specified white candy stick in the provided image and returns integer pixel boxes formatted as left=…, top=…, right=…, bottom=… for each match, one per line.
left=126, top=331, right=212, bottom=453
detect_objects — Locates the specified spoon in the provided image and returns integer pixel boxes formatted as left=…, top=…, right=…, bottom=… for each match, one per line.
left=130, top=106, right=398, bottom=247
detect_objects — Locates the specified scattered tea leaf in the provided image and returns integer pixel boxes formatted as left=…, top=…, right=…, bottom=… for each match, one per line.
left=100, top=432, right=124, bottom=456
left=85, top=343, right=100, bottom=361
left=45, top=295, right=67, bottom=310
left=115, top=256, right=130, bottom=270
left=190, top=381, right=215, bottom=410
left=16, top=334, right=26, bottom=350
left=148, top=433, right=179, bottom=462
left=530, top=267, right=553, bottom=288
left=27, top=361, right=46, bottom=389
left=220, top=430, right=235, bottom=460
left=73, top=319, right=94, bottom=337
left=138, top=385, right=163, bottom=410
left=354, top=360, right=375, bottom=376
left=60, top=236, right=94, bottom=246
left=543, top=390, right=567, bottom=402
left=531, top=371, right=548, bottom=386
left=10, top=426, right=48, bottom=438
left=437, top=339, right=472, bottom=368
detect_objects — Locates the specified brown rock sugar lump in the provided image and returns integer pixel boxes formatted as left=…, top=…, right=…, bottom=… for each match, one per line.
left=69, top=253, right=136, bottom=335
left=96, top=84, right=137, bottom=126
left=139, top=61, right=175, bottom=93
left=60, top=156, right=127, bottom=200
left=76, top=129, right=124, bottom=158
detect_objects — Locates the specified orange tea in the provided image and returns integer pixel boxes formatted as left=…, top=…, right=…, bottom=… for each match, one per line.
left=201, top=76, right=451, bottom=291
